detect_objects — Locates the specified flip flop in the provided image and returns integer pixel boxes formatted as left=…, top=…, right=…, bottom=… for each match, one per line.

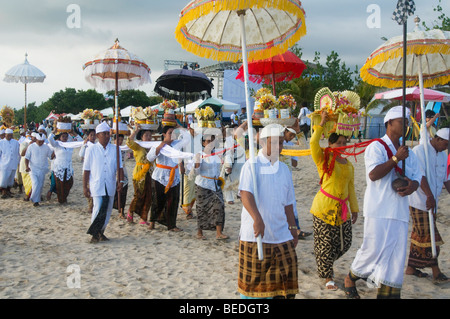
left=216, top=234, right=229, bottom=240
left=326, top=281, right=338, bottom=291
left=196, top=234, right=207, bottom=240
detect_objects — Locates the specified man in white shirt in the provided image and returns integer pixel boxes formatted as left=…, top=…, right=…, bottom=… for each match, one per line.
left=238, top=124, right=299, bottom=299
left=406, top=128, right=450, bottom=284
left=0, top=129, right=20, bottom=198
left=344, top=106, right=421, bottom=299
left=83, top=122, right=124, bottom=243
left=25, top=133, right=54, bottom=206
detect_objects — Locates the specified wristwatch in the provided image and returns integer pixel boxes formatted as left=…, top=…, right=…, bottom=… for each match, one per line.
left=288, top=225, right=299, bottom=230
left=391, top=155, right=399, bottom=164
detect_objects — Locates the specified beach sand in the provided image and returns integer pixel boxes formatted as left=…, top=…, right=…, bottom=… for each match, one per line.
left=0, top=139, right=449, bottom=299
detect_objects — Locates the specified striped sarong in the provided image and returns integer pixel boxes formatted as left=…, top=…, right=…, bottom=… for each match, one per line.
left=408, top=206, right=444, bottom=268
left=238, top=240, right=298, bottom=298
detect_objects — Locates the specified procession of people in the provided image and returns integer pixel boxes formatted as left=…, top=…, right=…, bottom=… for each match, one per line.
left=1, top=96, right=449, bottom=300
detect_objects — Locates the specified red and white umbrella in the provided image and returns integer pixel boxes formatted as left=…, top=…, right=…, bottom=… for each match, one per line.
left=375, top=86, right=450, bottom=102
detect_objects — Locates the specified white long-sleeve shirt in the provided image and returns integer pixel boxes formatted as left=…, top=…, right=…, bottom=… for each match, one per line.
left=194, top=152, right=222, bottom=192
left=83, top=142, right=123, bottom=197
left=408, top=139, right=449, bottom=211
left=363, top=135, right=422, bottom=222
left=146, top=140, right=183, bottom=187
left=0, top=138, right=20, bottom=171
left=48, top=134, right=83, bottom=181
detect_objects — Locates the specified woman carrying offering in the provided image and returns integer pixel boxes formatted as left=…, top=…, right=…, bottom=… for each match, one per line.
left=126, top=124, right=155, bottom=225
left=193, top=130, right=228, bottom=240
left=146, top=126, right=183, bottom=232
left=310, top=111, right=359, bottom=291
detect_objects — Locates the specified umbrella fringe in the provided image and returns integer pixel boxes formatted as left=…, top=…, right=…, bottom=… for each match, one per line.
left=179, top=0, right=306, bottom=20
left=360, top=68, right=450, bottom=89
left=362, top=43, right=450, bottom=70
left=175, top=0, right=307, bottom=62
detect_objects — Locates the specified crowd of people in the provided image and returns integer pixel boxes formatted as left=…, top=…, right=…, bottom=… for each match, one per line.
left=0, top=104, right=449, bottom=299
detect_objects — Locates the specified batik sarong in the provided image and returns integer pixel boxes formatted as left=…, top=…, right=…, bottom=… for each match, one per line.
left=238, top=240, right=299, bottom=298
left=313, top=216, right=352, bottom=279
left=407, top=206, right=443, bottom=269
left=195, top=185, right=225, bottom=231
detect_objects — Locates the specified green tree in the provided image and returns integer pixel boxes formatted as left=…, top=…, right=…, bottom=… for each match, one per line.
left=422, top=0, right=450, bottom=31
left=106, top=89, right=155, bottom=108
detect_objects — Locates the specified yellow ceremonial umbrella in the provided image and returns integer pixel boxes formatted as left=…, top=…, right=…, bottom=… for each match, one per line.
left=175, top=0, right=307, bottom=260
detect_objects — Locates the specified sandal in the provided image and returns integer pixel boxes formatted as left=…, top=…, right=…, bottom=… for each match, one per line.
left=139, top=221, right=149, bottom=225
left=326, top=280, right=338, bottom=291
left=407, top=269, right=429, bottom=278
left=169, top=227, right=183, bottom=232
left=433, top=273, right=450, bottom=285
left=298, top=230, right=312, bottom=239
left=127, top=212, right=134, bottom=223
left=216, top=234, right=229, bottom=240
left=344, top=286, right=360, bottom=299
left=196, top=234, right=207, bottom=240
left=186, top=213, right=194, bottom=220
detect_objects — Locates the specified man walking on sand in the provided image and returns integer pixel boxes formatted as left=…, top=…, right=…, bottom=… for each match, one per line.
left=344, top=106, right=421, bottom=299
left=406, top=128, right=450, bottom=284
left=83, top=122, right=124, bottom=243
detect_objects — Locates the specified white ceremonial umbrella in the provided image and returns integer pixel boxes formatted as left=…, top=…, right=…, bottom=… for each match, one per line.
left=83, top=38, right=151, bottom=212
left=4, top=53, right=46, bottom=130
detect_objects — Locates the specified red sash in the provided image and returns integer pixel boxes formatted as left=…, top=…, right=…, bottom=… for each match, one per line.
left=320, top=188, right=349, bottom=221
left=374, top=138, right=403, bottom=175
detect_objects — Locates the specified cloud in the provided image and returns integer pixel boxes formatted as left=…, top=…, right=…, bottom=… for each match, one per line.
left=1, top=0, right=448, bottom=110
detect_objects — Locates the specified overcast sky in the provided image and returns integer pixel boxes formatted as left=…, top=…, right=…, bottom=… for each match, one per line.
left=1, top=0, right=448, bottom=109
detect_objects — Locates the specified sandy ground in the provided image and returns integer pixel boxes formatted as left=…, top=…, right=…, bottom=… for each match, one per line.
left=0, top=139, right=449, bottom=299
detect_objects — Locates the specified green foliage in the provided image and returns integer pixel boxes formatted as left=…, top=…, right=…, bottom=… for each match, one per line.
left=272, top=45, right=361, bottom=112
left=422, top=0, right=450, bottom=31
left=13, top=88, right=161, bottom=125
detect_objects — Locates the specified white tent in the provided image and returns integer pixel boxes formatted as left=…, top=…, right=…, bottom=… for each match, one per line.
left=178, top=99, right=204, bottom=114
left=71, top=113, right=82, bottom=120
left=120, top=105, right=134, bottom=117
left=100, top=107, right=114, bottom=117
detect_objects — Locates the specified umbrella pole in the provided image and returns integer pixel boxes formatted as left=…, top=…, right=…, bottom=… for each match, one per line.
left=417, top=55, right=437, bottom=258
left=24, top=83, right=27, bottom=131
left=401, top=19, right=407, bottom=173
left=239, top=10, right=263, bottom=261
left=115, top=72, right=122, bottom=214
left=272, top=72, right=276, bottom=96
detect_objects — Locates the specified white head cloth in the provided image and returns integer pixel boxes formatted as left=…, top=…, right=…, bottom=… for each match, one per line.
left=5, top=128, right=13, bottom=134
left=436, top=128, right=449, bottom=140
left=384, top=105, right=411, bottom=123
left=36, top=133, right=45, bottom=141
left=260, top=124, right=285, bottom=139
left=96, top=121, right=111, bottom=134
